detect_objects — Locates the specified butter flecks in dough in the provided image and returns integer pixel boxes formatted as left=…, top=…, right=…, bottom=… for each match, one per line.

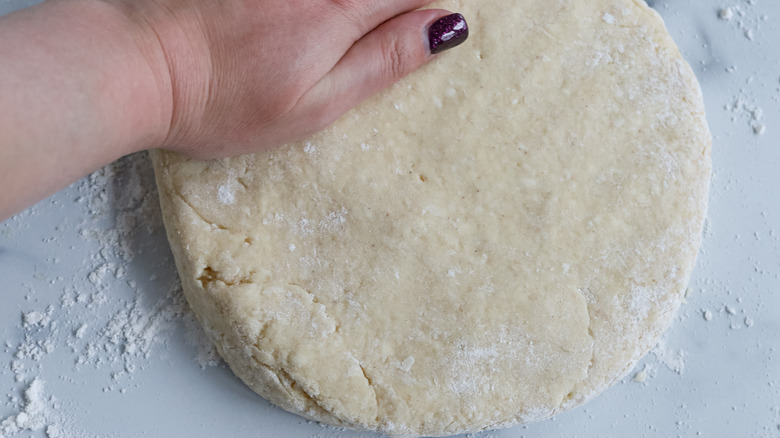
left=151, top=0, right=711, bottom=436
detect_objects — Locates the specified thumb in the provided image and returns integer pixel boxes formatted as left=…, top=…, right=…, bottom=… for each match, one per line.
left=301, top=10, right=469, bottom=127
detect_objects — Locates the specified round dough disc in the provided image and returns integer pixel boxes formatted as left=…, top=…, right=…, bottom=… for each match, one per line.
left=152, top=0, right=711, bottom=435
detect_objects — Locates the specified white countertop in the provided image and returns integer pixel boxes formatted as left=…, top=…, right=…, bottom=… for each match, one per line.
left=2, top=1, right=779, bottom=437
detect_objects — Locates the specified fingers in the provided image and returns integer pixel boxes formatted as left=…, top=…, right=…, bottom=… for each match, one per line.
left=301, top=10, right=469, bottom=128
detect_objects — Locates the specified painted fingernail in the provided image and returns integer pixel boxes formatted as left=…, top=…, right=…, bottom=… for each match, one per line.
left=428, top=13, right=469, bottom=55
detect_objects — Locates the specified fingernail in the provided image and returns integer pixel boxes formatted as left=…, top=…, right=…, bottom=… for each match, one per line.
left=428, top=13, right=469, bottom=55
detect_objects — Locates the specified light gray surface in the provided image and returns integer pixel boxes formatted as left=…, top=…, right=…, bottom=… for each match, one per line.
left=1, top=1, right=779, bottom=437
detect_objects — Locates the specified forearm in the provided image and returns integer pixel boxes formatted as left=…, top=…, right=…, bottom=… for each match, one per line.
left=0, top=0, right=170, bottom=220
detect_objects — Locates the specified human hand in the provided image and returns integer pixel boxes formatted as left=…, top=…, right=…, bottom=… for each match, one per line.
left=112, top=0, right=469, bottom=159
left=0, top=0, right=467, bottom=220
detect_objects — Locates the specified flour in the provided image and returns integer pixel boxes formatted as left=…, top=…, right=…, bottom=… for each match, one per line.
left=22, top=309, right=51, bottom=328
left=74, top=324, right=88, bottom=339
left=183, top=311, right=221, bottom=369
left=650, top=339, right=686, bottom=375
left=631, top=334, right=685, bottom=384
left=2, top=153, right=219, bottom=437
left=725, top=94, right=766, bottom=135
left=718, top=2, right=765, bottom=41
left=217, top=185, right=236, bottom=205
left=717, top=1, right=771, bottom=135
left=0, top=379, right=57, bottom=437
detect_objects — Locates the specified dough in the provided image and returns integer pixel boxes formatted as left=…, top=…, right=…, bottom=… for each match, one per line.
left=152, top=0, right=711, bottom=435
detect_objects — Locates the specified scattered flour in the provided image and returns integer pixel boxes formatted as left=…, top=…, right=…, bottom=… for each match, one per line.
left=0, top=379, right=57, bottom=437
left=631, top=336, right=684, bottom=384
left=2, top=153, right=220, bottom=437
left=719, top=7, right=734, bottom=21
left=651, top=339, right=686, bottom=375
left=183, top=312, right=221, bottom=369
left=718, top=2, right=766, bottom=41
left=725, top=95, right=766, bottom=135
left=717, top=1, right=770, bottom=135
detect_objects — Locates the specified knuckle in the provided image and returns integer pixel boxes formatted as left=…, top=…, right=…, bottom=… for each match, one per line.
left=381, top=38, right=411, bottom=82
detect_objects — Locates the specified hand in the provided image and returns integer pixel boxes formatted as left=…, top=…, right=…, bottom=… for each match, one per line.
left=0, top=0, right=467, bottom=220
left=112, top=0, right=469, bottom=159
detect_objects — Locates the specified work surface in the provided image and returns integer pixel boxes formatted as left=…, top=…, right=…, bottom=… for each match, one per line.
left=1, top=1, right=778, bottom=437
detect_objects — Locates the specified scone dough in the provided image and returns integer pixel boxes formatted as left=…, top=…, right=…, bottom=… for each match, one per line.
left=152, top=0, right=711, bottom=436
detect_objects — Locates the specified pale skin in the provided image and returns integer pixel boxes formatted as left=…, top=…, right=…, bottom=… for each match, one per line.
left=0, top=0, right=462, bottom=221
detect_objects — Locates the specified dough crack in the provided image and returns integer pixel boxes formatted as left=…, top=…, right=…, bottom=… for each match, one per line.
left=584, top=301, right=596, bottom=374
left=197, top=266, right=254, bottom=288
left=560, top=289, right=597, bottom=409
left=358, top=364, right=381, bottom=423
left=174, top=189, right=234, bottom=231
left=277, top=367, right=321, bottom=408
left=251, top=355, right=338, bottom=422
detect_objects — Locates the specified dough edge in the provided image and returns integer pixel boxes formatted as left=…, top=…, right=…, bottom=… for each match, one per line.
left=150, top=0, right=712, bottom=435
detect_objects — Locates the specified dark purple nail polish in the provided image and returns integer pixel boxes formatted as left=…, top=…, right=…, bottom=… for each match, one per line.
left=428, top=13, right=469, bottom=55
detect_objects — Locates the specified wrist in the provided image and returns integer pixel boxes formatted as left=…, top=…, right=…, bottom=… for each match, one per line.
left=104, top=0, right=212, bottom=153
left=87, top=0, right=175, bottom=155
left=15, top=0, right=177, bottom=157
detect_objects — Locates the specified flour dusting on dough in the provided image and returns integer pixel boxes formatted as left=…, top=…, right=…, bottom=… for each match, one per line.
left=150, top=0, right=711, bottom=435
